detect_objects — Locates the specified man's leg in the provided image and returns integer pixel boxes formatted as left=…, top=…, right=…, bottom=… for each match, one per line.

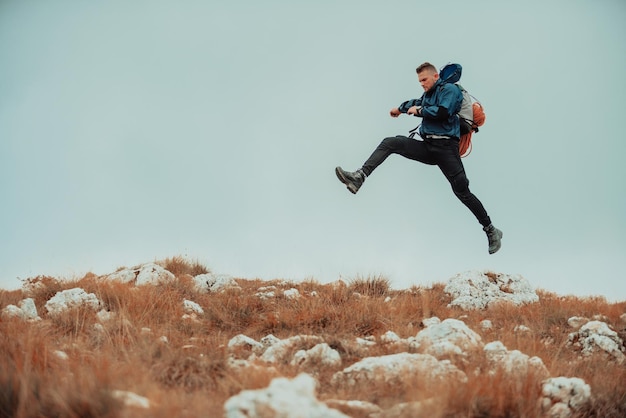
left=336, top=136, right=435, bottom=194
left=361, top=135, right=435, bottom=176
left=434, top=140, right=503, bottom=254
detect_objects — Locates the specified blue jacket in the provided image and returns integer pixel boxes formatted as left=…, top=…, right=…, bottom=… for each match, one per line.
left=398, top=79, right=463, bottom=139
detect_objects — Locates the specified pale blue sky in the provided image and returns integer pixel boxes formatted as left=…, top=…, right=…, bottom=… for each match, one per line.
left=1, top=1, right=625, bottom=300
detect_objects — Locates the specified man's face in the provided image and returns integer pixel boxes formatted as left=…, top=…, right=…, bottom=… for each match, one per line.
left=418, top=69, right=439, bottom=92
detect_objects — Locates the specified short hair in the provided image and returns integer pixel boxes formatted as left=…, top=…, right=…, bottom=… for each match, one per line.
left=416, top=62, right=437, bottom=74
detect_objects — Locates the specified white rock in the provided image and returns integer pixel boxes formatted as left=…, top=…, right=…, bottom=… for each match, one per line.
left=283, top=288, right=301, bottom=299
left=106, top=263, right=175, bottom=286
left=228, top=334, right=265, bottom=354
left=2, top=298, right=40, bottom=321
left=224, top=373, right=349, bottom=418
left=182, top=299, right=204, bottom=315
left=409, top=318, right=483, bottom=361
left=260, top=335, right=324, bottom=364
left=194, top=273, right=241, bottom=293
left=256, top=291, right=276, bottom=299
left=291, top=343, right=341, bottom=368
left=380, top=331, right=401, bottom=343
left=45, top=288, right=101, bottom=316
left=541, top=377, right=591, bottom=416
left=324, top=399, right=382, bottom=416
left=105, top=269, right=137, bottom=283
left=53, top=350, right=69, bottom=360
left=421, top=317, right=441, bottom=327
left=355, top=337, right=377, bottom=348
left=18, top=298, right=40, bottom=320
left=567, top=320, right=625, bottom=362
left=444, top=270, right=538, bottom=310
left=1, top=305, right=24, bottom=319
left=480, top=320, right=493, bottom=330
left=135, top=263, right=175, bottom=285
left=514, top=325, right=531, bottom=333
left=484, top=341, right=549, bottom=379
left=111, top=390, right=151, bottom=409
left=96, top=309, right=115, bottom=322
left=567, top=316, right=588, bottom=329
left=331, top=352, right=467, bottom=388
left=260, top=334, right=281, bottom=347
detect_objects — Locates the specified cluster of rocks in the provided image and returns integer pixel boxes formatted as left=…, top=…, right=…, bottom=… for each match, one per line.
left=2, top=265, right=625, bottom=417
left=222, top=316, right=599, bottom=418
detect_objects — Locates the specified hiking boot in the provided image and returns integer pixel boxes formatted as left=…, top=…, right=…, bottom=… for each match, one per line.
left=335, top=166, right=366, bottom=194
left=483, top=224, right=503, bottom=254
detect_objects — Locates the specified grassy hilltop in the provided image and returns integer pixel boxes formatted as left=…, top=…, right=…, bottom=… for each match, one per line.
left=1, top=256, right=625, bottom=417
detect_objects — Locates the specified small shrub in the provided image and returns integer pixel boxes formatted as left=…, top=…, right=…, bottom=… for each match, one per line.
left=348, top=275, right=391, bottom=297
left=159, top=256, right=210, bottom=277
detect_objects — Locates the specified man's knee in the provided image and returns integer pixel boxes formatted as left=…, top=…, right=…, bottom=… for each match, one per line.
left=451, top=173, right=470, bottom=196
left=377, top=136, right=405, bottom=151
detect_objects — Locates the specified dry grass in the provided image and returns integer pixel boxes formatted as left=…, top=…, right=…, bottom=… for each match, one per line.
left=1, top=262, right=625, bottom=417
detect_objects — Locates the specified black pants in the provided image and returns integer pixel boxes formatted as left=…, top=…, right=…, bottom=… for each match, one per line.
left=361, top=135, right=491, bottom=227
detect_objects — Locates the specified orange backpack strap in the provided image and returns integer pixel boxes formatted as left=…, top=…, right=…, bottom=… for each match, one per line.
left=459, top=132, right=473, bottom=158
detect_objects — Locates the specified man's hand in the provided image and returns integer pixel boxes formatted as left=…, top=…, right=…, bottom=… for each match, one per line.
left=389, top=107, right=401, bottom=118
left=407, top=106, right=422, bottom=116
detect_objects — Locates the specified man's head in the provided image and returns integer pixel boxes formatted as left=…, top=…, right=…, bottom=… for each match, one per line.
left=416, top=62, right=439, bottom=92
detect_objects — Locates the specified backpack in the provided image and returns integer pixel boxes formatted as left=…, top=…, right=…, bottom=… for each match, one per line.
left=439, top=63, right=486, bottom=157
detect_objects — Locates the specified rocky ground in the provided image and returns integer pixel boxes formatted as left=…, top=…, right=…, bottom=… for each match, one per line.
left=2, top=259, right=625, bottom=417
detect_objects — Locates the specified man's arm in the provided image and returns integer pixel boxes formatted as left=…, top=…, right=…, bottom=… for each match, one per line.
left=420, top=84, right=461, bottom=120
left=390, top=98, right=422, bottom=118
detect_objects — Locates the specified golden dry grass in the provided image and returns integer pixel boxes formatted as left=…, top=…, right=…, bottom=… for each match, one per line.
left=1, top=258, right=625, bottom=417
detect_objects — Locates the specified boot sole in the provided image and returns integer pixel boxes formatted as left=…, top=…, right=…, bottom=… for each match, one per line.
left=335, top=167, right=358, bottom=194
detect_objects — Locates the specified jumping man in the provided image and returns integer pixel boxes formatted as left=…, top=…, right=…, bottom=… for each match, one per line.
left=335, top=62, right=503, bottom=254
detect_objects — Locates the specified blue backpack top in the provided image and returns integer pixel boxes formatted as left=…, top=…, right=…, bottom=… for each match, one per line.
left=439, top=63, right=463, bottom=84
left=437, top=63, right=486, bottom=157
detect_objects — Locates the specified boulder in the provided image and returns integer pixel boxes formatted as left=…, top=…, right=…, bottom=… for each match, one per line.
left=567, top=316, right=589, bottom=329
left=283, top=288, right=301, bottom=299
left=224, top=373, right=349, bottom=418
left=331, top=352, right=467, bottom=389
left=409, top=318, right=483, bottom=361
left=193, top=273, right=241, bottom=293
left=105, top=263, right=175, bottom=286
left=228, top=334, right=265, bottom=356
left=567, top=320, right=625, bottom=363
left=324, top=399, right=382, bottom=417
left=45, top=288, right=101, bottom=316
left=483, top=341, right=549, bottom=379
left=260, top=335, right=324, bottom=364
left=444, top=270, right=538, bottom=310
left=182, top=299, right=204, bottom=315
left=540, top=377, right=591, bottom=417
left=291, top=343, right=342, bottom=369
left=1, top=298, right=40, bottom=321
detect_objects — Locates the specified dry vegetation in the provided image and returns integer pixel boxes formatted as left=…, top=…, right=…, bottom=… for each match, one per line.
left=1, top=257, right=625, bottom=417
